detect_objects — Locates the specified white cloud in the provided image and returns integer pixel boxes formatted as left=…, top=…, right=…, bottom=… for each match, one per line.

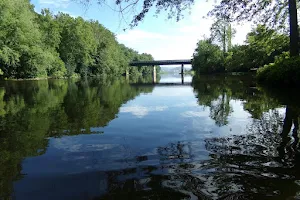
left=39, top=0, right=70, bottom=8
left=117, top=1, right=252, bottom=60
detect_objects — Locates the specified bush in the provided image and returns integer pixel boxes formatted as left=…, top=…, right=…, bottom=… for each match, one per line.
left=257, top=54, right=300, bottom=87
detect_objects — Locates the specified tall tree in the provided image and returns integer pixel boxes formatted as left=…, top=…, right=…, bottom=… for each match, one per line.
left=210, top=17, right=235, bottom=54
left=209, top=0, right=298, bottom=57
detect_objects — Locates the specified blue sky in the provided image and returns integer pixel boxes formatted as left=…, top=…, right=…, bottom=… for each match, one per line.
left=31, top=0, right=252, bottom=60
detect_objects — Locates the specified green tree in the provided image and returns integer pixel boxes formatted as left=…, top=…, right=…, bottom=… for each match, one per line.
left=37, top=9, right=66, bottom=78
left=209, top=0, right=298, bottom=57
left=224, top=25, right=289, bottom=72
left=210, top=18, right=235, bottom=54
left=192, top=39, right=224, bottom=74
left=0, top=0, right=55, bottom=78
left=56, top=14, right=97, bottom=77
left=0, top=0, right=157, bottom=79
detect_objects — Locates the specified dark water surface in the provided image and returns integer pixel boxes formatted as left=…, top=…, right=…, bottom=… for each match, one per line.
left=1, top=74, right=300, bottom=200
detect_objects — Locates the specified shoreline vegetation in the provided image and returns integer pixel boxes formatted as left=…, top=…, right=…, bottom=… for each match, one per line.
left=0, top=0, right=160, bottom=80
left=1, top=1, right=298, bottom=86
left=191, top=21, right=299, bottom=87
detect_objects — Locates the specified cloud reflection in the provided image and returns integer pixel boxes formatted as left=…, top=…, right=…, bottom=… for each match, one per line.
left=181, top=111, right=209, bottom=118
left=120, top=105, right=168, bottom=118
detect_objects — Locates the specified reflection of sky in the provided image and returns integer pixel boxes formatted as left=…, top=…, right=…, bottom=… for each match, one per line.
left=159, top=74, right=192, bottom=83
left=20, top=76, right=254, bottom=174
left=120, top=105, right=168, bottom=118
left=15, top=76, right=266, bottom=199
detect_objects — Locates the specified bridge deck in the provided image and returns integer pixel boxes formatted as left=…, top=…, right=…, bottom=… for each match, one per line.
left=130, top=59, right=192, bottom=66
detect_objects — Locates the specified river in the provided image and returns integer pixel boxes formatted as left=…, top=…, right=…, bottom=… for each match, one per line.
left=0, top=74, right=300, bottom=200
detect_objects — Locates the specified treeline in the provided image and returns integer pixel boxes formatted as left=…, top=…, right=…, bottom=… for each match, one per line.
left=192, top=20, right=289, bottom=75
left=0, top=0, right=159, bottom=79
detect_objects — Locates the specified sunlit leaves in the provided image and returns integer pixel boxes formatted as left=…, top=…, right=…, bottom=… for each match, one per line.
left=0, top=0, right=157, bottom=79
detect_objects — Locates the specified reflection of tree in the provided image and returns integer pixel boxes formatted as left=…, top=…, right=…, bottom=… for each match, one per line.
left=129, top=73, right=161, bottom=84
left=192, top=74, right=281, bottom=125
left=203, top=106, right=300, bottom=199
left=88, top=106, right=299, bottom=200
left=278, top=106, right=300, bottom=160
left=210, top=92, right=232, bottom=126
left=192, top=75, right=236, bottom=126
left=0, top=78, right=154, bottom=199
left=157, top=141, right=193, bottom=161
left=98, top=166, right=191, bottom=200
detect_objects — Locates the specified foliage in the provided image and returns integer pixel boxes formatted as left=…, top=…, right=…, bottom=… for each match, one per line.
left=0, top=1, right=157, bottom=79
left=209, top=0, right=298, bottom=57
left=193, top=24, right=290, bottom=74
left=224, top=25, right=289, bottom=72
left=210, top=18, right=236, bottom=54
left=0, top=0, right=52, bottom=78
left=257, top=55, right=300, bottom=87
left=192, top=39, right=224, bottom=74
left=97, top=0, right=295, bottom=33
left=209, top=0, right=291, bottom=29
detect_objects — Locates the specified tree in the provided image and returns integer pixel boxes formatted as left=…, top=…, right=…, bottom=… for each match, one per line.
left=223, top=25, right=289, bottom=72
left=209, top=0, right=298, bottom=57
left=0, top=0, right=158, bottom=79
left=210, top=17, right=235, bottom=54
left=0, top=0, right=52, bottom=78
left=192, top=39, right=224, bottom=74
left=37, top=9, right=66, bottom=78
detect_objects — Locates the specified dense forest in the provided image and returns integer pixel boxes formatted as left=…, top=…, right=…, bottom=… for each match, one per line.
left=0, top=0, right=159, bottom=79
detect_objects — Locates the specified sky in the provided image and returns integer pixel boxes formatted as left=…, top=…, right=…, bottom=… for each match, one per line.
left=31, top=0, right=253, bottom=60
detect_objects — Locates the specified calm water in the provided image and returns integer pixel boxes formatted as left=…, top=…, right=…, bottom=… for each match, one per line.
left=1, top=74, right=300, bottom=200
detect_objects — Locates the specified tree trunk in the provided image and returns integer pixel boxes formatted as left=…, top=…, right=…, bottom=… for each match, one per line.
left=288, top=0, right=299, bottom=57
left=227, top=24, right=232, bottom=51
left=222, top=27, right=226, bottom=55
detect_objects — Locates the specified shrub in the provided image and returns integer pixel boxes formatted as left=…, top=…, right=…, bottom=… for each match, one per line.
left=257, top=54, right=300, bottom=87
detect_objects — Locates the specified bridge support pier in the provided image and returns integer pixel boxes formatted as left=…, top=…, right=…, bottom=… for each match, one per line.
left=181, top=64, right=184, bottom=84
left=153, top=65, right=156, bottom=83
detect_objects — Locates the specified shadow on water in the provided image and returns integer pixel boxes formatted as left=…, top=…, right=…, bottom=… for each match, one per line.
left=1, top=74, right=300, bottom=199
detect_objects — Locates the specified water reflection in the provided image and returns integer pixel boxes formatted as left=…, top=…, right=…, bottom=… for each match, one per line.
left=0, top=78, right=154, bottom=199
left=1, top=74, right=300, bottom=199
